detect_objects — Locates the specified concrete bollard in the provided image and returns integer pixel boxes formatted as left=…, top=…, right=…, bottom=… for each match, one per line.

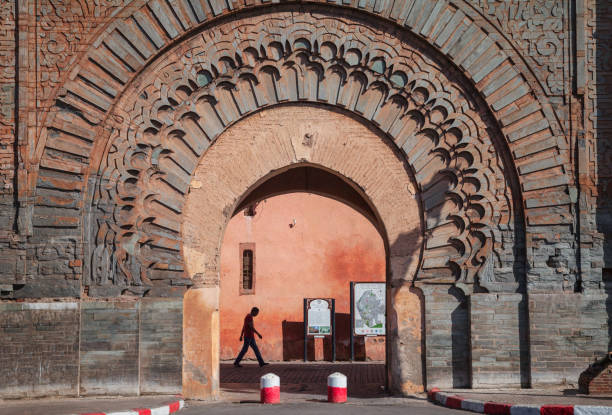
left=327, top=372, right=347, bottom=403
left=260, top=373, right=280, bottom=404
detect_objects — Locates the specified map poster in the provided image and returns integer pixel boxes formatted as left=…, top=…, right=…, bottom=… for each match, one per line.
left=307, top=298, right=332, bottom=335
left=353, top=283, right=386, bottom=336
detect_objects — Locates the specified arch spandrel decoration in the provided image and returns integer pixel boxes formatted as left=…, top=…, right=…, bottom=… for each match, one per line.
left=85, top=11, right=518, bottom=295
left=30, top=2, right=579, bottom=296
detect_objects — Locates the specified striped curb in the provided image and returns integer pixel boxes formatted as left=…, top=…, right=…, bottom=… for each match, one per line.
left=428, top=389, right=612, bottom=415
left=79, top=399, right=184, bottom=415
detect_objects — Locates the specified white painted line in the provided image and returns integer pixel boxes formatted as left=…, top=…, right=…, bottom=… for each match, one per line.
left=575, top=406, right=612, bottom=415
left=150, top=405, right=171, bottom=415
left=77, top=400, right=185, bottom=415
left=510, top=405, right=541, bottom=415
left=435, top=392, right=449, bottom=405
left=461, top=399, right=485, bottom=413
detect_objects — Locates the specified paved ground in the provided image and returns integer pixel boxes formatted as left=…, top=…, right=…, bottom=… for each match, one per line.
left=1, top=395, right=179, bottom=415
left=182, top=401, right=463, bottom=415
left=3, top=363, right=611, bottom=414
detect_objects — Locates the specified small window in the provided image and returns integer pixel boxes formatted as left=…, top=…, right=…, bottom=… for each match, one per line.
left=240, top=243, right=255, bottom=294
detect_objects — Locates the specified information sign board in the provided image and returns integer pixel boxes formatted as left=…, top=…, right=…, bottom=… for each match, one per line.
left=306, top=298, right=332, bottom=335
left=353, top=282, right=386, bottom=336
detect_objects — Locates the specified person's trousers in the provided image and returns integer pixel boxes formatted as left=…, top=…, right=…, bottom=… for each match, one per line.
left=234, top=337, right=265, bottom=365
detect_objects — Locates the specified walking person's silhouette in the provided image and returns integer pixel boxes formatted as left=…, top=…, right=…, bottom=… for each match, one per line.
left=234, top=307, right=269, bottom=367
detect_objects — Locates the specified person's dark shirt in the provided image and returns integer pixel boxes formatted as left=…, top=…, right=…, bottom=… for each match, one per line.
left=243, top=313, right=254, bottom=338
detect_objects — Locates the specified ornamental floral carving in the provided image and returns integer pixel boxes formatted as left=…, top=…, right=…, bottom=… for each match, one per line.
left=37, top=0, right=130, bottom=103
left=470, top=0, right=566, bottom=96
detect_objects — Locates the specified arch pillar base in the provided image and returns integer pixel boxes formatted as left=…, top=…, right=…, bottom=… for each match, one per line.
left=183, top=287, right=220, bottom=400
left=388, top=283, right=424, bottom=395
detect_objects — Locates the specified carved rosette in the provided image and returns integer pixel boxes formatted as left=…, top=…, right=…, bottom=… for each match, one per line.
left=88, top=14, right=515, bottom=294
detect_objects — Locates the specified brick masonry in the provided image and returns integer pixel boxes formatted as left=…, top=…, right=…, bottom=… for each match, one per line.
left=140, top=299, right=183, bottom=393
left=0, top=0, right=610, bottom=398
left=0, top=299, right=182, bottom=398
left=0, top=302, right=79, bottom=398
left=579, top=353, right=612, bottom=395
left=529, top=294, right=609, bottom=386
left=423, top=286, right=471, bottom=389
left=470, top=294, right=529, bottom=388
left=80, top=301, right=139, bottom=396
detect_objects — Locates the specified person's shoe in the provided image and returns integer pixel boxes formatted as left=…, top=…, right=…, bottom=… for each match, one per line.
left=234, top=362, right=242, bottom=368
left=259, top=362, right=269, bottom=367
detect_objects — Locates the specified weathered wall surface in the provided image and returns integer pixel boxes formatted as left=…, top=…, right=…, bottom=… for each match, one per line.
left=0, top=0, right=19, bottom=294
left=0, top=0, right=610, bottom=398
left=0, top=299, right=182, bottom=398
left=470, top=293, right=528, bottom=388
left=80, top=302, right=139, bottom=395
left=140, top=299, right=183, bottom=393
left=423, top=286, right=471, bottom=389
left=529, top=293, right=608, bottom=386
left=0, top=302, right=79, bottom=398
left=219, top=192, right=386, bottom=362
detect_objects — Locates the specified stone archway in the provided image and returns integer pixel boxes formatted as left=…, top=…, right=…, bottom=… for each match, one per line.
left=182, top=105, right=422, bottom=398
left=27, top=3, right=542, bottom=400
left=77, top=8, right=524, bottom=398
left=88, top=10, right=519, bottom=295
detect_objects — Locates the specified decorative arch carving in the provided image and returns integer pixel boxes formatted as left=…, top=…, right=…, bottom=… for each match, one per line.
left=30, top=2, right=576, bottom=297
left=84, top=12, right=519, bottom=295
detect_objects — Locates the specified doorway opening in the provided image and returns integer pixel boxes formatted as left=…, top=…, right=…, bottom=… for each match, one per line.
left=181, top=104, right=424, bottom=399
left=218, top=166, right=388, bottom=398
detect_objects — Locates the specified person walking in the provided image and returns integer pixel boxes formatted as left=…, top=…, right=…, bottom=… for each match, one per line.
left=234, top=307, right=268, bottom=367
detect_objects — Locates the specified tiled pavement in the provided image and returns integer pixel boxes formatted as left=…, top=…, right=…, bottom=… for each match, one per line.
left=221, top=362, right=386, bottom=385
left=220, top=362, right=389, bottom=400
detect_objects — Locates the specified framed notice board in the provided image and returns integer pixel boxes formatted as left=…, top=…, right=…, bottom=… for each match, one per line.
left=306, top=298, right=332, bottom=335
left=352, top=282, right=386, bottom=336
left=350, top=282, right=386, bottom=361
left=303, top=298, right=336, bottom=361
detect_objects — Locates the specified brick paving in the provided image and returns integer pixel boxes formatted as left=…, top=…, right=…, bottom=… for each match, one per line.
left=221, top=362, right=386, bottom=385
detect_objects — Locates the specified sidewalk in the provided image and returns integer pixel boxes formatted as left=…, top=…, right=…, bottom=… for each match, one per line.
left=433, top=388, right=612, bottom=407
left=1, top=395, right=183, bottom=415
left=2, top=385, right=610, bottom=414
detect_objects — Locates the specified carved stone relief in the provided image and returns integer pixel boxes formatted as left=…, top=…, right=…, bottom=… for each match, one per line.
left=87, top=13, right=518, bottom=294
left=37, top=0, right=130, bottom=106
left=31, top=1, right=575, bottom=296
left=469, top=0, right=567, bottom=96
left=0, top=0, right=15, bottom=196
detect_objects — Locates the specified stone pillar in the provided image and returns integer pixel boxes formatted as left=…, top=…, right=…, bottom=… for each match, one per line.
left=422, top=285, right=470, bottom=389
left=470, top=293, right=527, bottom=388
left=183, top=287, right=220, bottom=400
left=388, top=283, right=424, bottom=394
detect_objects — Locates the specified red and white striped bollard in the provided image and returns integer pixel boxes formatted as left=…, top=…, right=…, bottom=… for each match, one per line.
left=327, top=372, right=347, bottom=403
left=260, top=373, right=280, bottom=404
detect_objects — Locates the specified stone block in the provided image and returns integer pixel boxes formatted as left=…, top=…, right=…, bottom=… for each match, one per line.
left=79, top=301, right=139, bottom=396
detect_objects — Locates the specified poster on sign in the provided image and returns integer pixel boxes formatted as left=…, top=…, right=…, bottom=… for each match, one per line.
left=353, top=282, right=386, bottom=336
left=307, top=298, right=332, bottom=335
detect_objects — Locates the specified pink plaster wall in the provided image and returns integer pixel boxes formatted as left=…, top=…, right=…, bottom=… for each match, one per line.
left=219, top=192, right=386, bottom=362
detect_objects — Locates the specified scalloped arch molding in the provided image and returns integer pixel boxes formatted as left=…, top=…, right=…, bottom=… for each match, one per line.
left=34, top=0, right=573, bottom=296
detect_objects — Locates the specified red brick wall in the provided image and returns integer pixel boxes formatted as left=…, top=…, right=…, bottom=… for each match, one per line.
left=579, top=354, right=612, bottom=395
left=588, top=367, right=612, bottom=395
